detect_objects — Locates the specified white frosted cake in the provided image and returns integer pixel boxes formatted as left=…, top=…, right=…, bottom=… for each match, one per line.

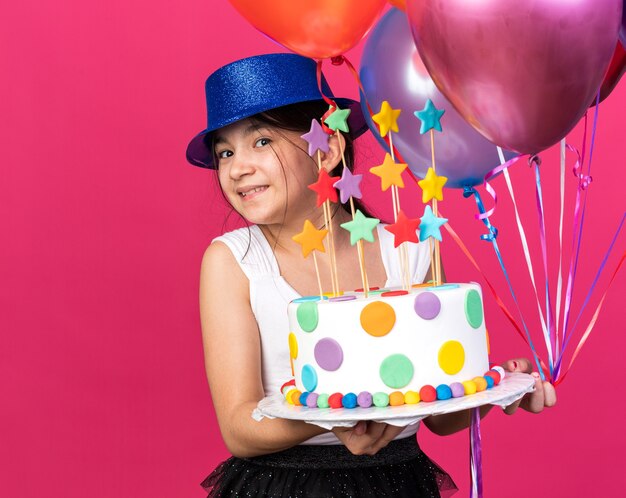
left=282, top=283, right=501, bottom=408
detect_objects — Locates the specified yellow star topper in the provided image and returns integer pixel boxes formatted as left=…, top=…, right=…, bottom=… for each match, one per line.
left=372, top=101, right=401, bottom=137
left=292, top=220, right=328, bottom=258
left=369, top=153, right=407, bottom=191
left=418, top=167, right=448, bottom=203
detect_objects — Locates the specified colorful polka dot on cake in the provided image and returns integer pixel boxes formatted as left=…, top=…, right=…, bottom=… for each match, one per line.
left=462, top=381, right=477, bottom=395
left=419, top=385, right=437, bottom=402
left=301, top=364, right=318, bottom=392
left=450, top=382, right=465, bottom=398
left=360, top=301, right=396, bottom=337
left=373, top=392, right=390, bottom=407
left=329, top=393, right=344, bottom=409
left=484, top=375, right=495, bottom=388
left=436, top=384, right=452, bottom=400
left=485, top=370, right=501, bottom=385
left=342, top=392, right=358, bottom=409
left=314, top=337, right=343, bottom=371
left=381, top=290, right=408, bottom=297
left=404, top=391, right=420, bottom=404
left=289, top=389, right=302, bottom=405
left=380, top=354, right=414, bottom=388
left=464, top=289, right=484, bottom=328
left=438, top=340, right=465, bottom=375
left=288, top=333, right=298, bottom=359
left=389, top=391, right=405, bottom=406
left=316, top=393, right=330, bottom=408
left=306, top=393, right=319, bottom=408
left=299, top=392, right=310, bottom=406
left=357, top=391, right=373, bottom=408
left=472, top=376, right=488, bottom=392
left=296, top=301, right=319, bottom=332
left=413, top=292, right=441, bottom=320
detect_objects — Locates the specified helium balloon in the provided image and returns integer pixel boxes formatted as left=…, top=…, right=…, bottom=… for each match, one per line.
left=406, top=0, right=622, bottom=154
left=228, top=0, right=386, bottom=59
left=360, top=8, right=516, bottom=188
left=594, top=41, right=626, bottom=105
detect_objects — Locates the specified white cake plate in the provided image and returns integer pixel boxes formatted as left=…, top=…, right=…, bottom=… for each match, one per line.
left=252, top=372, right=535, bottom=430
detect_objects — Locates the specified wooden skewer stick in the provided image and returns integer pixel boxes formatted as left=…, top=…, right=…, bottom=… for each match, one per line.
left=389, top=132, right=412, bottom=290
left=430, top=130, right=443, bottom=286
left=349, top=197, right=369, bottom=298
left=317, top=150, right=339, bottom=295
left=312, top=251, right=324, bottom=300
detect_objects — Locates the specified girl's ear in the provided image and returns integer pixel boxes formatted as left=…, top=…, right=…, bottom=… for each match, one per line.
left=318, top=132, right=345, bottom=173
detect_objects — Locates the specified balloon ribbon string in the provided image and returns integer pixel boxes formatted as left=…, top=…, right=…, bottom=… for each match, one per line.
left=315, top=60, right=339, bottom=135
left=496, top=147, right=551, bottom=376
left=553, top=212, right=626, bottom=381
left=470, top=407, right=483, bottom=498
left=554, top=248, right=625, bottom=387
left=461, top=187, right=547, bottom=381
left=532, top=157, right=556, bottom=376
left=440, top=216, right=549, bottom=378
left=559, top=101, right=597, bottom=376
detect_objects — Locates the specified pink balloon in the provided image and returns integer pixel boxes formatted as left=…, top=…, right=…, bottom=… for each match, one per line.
left=406, top=0, right=623, bottom=154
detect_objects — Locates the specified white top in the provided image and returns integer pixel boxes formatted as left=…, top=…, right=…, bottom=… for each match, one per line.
left=213, top=223, right=432, bottom=445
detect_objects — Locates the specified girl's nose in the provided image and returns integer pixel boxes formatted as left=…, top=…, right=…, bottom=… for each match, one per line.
left=228, top=151, right=256, bottom=180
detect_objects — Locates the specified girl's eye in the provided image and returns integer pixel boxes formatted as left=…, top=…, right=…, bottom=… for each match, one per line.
left=255, top=137, right=271, bottom=147
left=217, top=150, right=233, bottom=159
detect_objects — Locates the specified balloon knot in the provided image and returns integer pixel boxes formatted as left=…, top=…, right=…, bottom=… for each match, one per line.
left=462, top=186, right=477, bottom=199
left=330, top=55, right=345, bottom=66
left=528, top=154, right=542, bottom=167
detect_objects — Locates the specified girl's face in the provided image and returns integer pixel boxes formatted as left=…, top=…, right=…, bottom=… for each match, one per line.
left=214, top=119, right=320, bottom=227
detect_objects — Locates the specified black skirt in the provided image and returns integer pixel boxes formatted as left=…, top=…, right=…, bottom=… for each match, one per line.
left=201, top=436, right=458, bottom=497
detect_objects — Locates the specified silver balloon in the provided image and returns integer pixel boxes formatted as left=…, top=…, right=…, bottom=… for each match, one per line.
left=360, top=8, right=516, bottom=188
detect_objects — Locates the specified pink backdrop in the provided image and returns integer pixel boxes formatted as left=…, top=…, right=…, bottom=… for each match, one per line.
left=1, top=2, right=624, bottom=497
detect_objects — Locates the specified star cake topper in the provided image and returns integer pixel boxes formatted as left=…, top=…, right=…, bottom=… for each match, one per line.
left=369, top=153, right=408, bottom=191
left=414, top=99, right=445, bottom=134
left=308, top=169, right=339, bottom=207
left=418, top=167, right=448, bottom=203
left=301, top=119, right=330, bottom=156
left=292, top=220, right=328, bottom=258
left=384, top=210, right=421, bottom=248
left=419, top=205, right=448, bottom=242
left=372, top=101, right=401, bottom=138
left=340, top=209, right=380, bottom=245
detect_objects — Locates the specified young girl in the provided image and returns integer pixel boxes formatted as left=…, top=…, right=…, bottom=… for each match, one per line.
left=187, top=53, right=556, bottom=497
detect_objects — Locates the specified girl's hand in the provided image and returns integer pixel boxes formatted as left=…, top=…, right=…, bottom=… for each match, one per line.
left=501, top=358, right=557, bottom=415
left=332, top=421, right=405, bottom=456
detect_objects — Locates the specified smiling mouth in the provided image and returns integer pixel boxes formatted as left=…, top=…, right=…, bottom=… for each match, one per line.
left=239, top=186, right=268, bottom=199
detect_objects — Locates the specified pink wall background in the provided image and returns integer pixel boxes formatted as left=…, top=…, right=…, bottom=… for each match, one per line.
left=1, top=1, right=624, bottom=497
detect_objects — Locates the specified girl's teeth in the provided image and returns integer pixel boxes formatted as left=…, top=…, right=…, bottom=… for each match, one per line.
left=241, top=187, right=265, bottom=197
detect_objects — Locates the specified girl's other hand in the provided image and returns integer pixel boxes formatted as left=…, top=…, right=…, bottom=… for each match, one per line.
left=332, top=421, right=405, bottom=456
left=501, top=358, right=557, bottom=415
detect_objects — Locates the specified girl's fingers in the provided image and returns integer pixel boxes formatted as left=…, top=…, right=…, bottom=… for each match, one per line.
left=503, top=398, right=522, bottom=415
left=369, top=424, right=405, bottom=455
left=353, top=420, right=367, bottom=436
left=522, top=372, right=545, bottom=413
left=366, top=421, right=387, bottom=440
left=502, top=358, right=533, bottom=374
left=543, top=381, right=557, bottom=408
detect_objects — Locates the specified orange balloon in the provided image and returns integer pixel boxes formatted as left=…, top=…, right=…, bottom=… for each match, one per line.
left=388, top=0, right=406, bottom=11
left=228, top=0, right=387, bottom=59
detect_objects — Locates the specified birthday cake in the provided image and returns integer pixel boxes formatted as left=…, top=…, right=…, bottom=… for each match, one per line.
left=282, top=283, right=502, bottom=409
left=281, top=98, right=506, bottom=409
